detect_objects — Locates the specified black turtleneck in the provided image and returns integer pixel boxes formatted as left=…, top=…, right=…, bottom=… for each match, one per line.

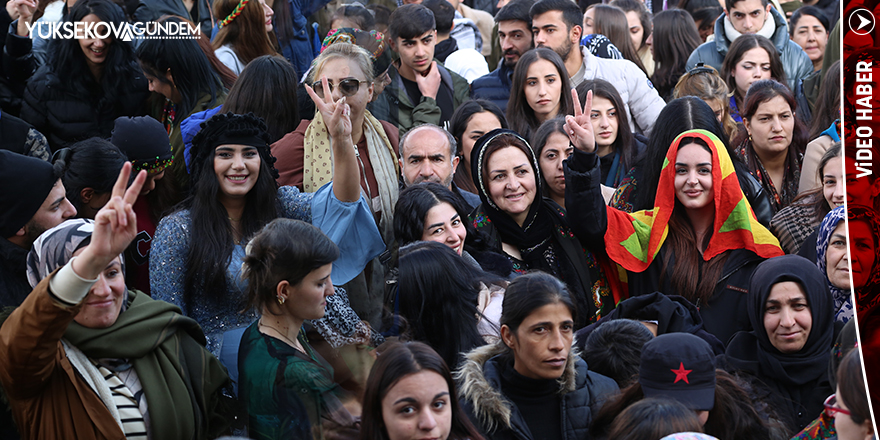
left=498, top=356, right=562, bottom=440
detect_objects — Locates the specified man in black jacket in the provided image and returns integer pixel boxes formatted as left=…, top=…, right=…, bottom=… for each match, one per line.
left=0, top=150, right=76, bottom=308
left=471, top=0, right=534, bottom=114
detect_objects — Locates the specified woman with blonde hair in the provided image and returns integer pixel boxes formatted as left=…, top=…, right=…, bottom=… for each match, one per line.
left=674, top=64, right=738, bottom=142
left=212, top=0, right=279, bottom=74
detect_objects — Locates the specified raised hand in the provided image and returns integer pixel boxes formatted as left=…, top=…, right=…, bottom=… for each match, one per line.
left=305, top=76, right=353, bottom=141
left=564, top=88, right=596, bottom=154
left=73, top=163, right=146, bottom=280
left=414, top=61, right=441, bottom=100
left=10, top=0, right=37, bottom=36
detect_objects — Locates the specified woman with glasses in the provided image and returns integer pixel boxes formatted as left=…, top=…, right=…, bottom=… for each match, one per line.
left=719, top=255, right=834, bottom=435
left=825, top=350, right=874, bottom=440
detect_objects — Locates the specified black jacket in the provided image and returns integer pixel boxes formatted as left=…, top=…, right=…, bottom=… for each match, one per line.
left=457, top=343, right=619, bottom=440
left=565, top=147, right=766, bottom=347
left=471, top=62, right=513, bottom=114
left=21, top=65, right=149, bottom=150
left=0, top=237, right=31, bottom=308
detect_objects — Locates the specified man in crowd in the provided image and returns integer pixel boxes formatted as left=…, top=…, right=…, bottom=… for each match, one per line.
left=686, top=0, right=812, bottom=91
left=372, top=4, right=471, bottom=136
left=0, top=150, right=76, bottom=307
left=530, top=0, right=665, bottom=135
left=399, top=123, right=481, bottom=208
left=472, top=0, right=535, bottom=113
left=423, top=0, right=489, bottom=81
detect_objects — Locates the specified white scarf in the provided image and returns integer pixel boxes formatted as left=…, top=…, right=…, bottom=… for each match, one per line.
left=723, top=11, right=776, bottom=44
left=61, top=340, right=124, bottom=431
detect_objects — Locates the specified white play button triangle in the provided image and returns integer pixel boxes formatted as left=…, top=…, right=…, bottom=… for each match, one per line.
left=850, top=8, right=876, bottom=35
left=859, top=14, right=871, bottom=30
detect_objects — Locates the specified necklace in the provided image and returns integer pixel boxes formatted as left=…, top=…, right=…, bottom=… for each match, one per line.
left=258, top=319, right=304, bottom=352
left=228, top=217, right=241, bottom=222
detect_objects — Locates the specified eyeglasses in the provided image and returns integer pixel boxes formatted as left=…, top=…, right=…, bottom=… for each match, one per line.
left=824, top=394, right=852, bottom=417
left=311, top=78, right=369, bottom=99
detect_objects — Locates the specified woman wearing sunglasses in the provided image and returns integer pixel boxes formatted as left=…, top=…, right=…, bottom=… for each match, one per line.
left=719, top=255, right=834, bottom=436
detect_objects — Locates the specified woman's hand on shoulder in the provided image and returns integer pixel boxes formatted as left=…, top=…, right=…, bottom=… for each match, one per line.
left=73, top=163, right=146, bottom=280
left=564, top=88, right=596, bottom=154
left=306, top=76, right=353, bottom=142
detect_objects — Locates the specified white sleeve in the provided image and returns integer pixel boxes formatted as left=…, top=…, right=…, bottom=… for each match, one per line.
left=48, top=256, right=98, bottom=306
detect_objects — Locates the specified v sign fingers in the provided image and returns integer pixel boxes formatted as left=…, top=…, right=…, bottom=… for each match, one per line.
left=565, top=89, right=595, bottom=153
left=572, top=88, right=583, bottom=118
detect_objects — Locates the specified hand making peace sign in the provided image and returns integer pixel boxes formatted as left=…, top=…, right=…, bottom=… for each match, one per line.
left=305, top=76, right=353, bottom=141
left=564, top=88, right=596, bottom=154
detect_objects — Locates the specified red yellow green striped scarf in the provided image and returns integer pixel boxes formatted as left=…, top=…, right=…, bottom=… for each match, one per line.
left=605, top=129, right=783, bottom=272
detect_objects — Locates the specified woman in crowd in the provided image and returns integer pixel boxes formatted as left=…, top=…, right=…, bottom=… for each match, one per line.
left=273, top=40, right=399, bottom=243
left=576, top=79, right=645, bottom=189
left=457, top=272, right=619, bottom=439
left=136, top=25, right=226, bottom=193
left=394, top=182, right=512, bottom=277
left=21, top=0, right=150, bottom=151
left=649, top=9, right=702, bottom=102
left=566, top=92, right=783, bottom=345
left=60, top=138, right=127, bottom=220
left=582, top=5, right=648, bottom=76
left=721, top=255, right=835, bottom=435
left=829, top=350, right=875, bottom=440
left=847, top=206, right=880, bottom=314
left=211, top=0, right=278, bottom=75
left=733, top=79, right=808, bottom=215
left=673, top=65, right=738, bottom=142
left=238, top=218, right=359, bottom=439
left=0, top=166, right=233, bottom=440
left=450, top=100, right=507, bottom=196
left=360, top=341, right=485, bottom=440
left=770, top=144, right=841, bottom=255
left=720, top=35, right=787, bottom=122
left=531, top=117, right=572, bottom=209
left=469, top=128, right=621, bottom=326
left=800, top=61, right=841, bottom=194
left=397, top=242, right=503, bottom=367
left=814, top=205, right=855, bottom=323
left=610, top=0, right=653, bottom=76
left=789, top=6, right=829, bottom=73
left=606, top=399, right=705, bottom=440
left=507, top=48, right=575, bottom=140
left=150, top=103, right=382, bottom=354
left=220, top=55, right=301, bottom=143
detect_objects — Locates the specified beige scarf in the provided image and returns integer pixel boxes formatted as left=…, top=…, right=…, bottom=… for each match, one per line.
left=302, top=110, right=399, bottom=240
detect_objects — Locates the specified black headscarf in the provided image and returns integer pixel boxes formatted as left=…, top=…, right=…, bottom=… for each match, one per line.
left=725, top=255, right=834, bottom=387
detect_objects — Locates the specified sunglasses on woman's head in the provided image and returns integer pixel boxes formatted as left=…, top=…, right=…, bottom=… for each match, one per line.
left=311, top=78, right=369, bottom=99
left=823, top=394, right=852, bottom=417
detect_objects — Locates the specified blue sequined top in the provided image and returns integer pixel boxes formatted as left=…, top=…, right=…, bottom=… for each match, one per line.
left=149, top=184, right=385, bottom=355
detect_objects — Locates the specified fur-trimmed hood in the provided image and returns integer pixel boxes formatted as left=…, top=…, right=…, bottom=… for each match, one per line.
left=454, top=342, right=583, bottom=434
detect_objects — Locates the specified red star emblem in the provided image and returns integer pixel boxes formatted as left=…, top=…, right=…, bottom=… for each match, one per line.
left=671, top=362, right=692, bottom=384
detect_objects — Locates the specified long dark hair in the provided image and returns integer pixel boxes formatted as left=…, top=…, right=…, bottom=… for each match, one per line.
left=576, top=79, right=637, bottom=179
left=62, top=138, right=127, bottom=217
left=650, top=9, right=701, bottom=100
left=590, top=4, right=648, bottom=75
left=394, top=182, right=490, bottom=251
left=212, top=0, right=279, bottom=65
left=720, top=34, right=787, bottom=104
left=837, top=348, right=871, bottom=426
left=398, top=242, right=499, bottom=368
left=242, top=218, right=339, bottom=315
left=809, top=60, right=841, bottom=140
left=360, top=341, right=485, bottom=440
left=606, top=398, right=704, bottom=440
left=223, top=55, right=300, bottom=143
left=50, top=0, right=143, bottom=107
left=136, top=24, right=223, bottom=117
left=733, top=79, right=808, bottom=159
left=450, top=100, right=508, bottom=194
left=507, top=48, right=574, bottom=140
left=182, top=114, right=280, bottom=312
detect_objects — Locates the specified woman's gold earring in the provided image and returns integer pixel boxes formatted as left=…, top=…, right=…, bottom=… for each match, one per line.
left=277, top=295, right=285, bottom=306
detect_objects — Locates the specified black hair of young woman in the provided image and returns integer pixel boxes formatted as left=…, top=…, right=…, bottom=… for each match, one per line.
left=61, top=138, right=127, bottom=217
left=222, top=55, right=300, bottom=144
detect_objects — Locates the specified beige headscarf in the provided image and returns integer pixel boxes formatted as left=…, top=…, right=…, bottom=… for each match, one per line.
left=302, top=110, right=399, bottom=240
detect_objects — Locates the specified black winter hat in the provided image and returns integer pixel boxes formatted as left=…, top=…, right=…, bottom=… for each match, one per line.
left=639, top=332, right=717, bottom=411
left=0, top=150, right=57, bottom=238
left=110, top=116, right=173, bottom=172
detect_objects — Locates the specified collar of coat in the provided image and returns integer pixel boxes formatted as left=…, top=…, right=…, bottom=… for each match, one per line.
left=454, top=342, right=580, bottom=433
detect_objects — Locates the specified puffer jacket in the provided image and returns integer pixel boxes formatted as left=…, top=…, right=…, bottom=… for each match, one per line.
left=685, top=7, right=813, bottom=92
left=471, top=63, right=514, bottom=114
left=456, top=343, right=619, bottom=440
left=370, top=60, right=471, bottom=137
left=20, top=65, right=149, bottom=151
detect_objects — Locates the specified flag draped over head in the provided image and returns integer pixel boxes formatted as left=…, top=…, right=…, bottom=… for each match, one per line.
left=604, top=129, right=783, bottom=272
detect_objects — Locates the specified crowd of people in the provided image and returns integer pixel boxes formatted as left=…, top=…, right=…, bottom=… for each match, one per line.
left=0, top=0, right=873, bottom=438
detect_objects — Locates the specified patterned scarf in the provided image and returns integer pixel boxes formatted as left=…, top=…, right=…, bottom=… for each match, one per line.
left=816, top=206, right=852, bottom=322
left=733, top=136, right=802, bottom=214
left=302, top=110, right=399, bottom=240
left=604, top=129, right=783, bottom=272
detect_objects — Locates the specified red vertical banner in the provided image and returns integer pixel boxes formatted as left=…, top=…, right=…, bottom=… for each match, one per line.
left=843, top=0, right=880, bottom=436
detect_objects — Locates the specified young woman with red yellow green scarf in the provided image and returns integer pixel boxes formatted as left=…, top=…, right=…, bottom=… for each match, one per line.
left=562, top=89, right=784, bottom=347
